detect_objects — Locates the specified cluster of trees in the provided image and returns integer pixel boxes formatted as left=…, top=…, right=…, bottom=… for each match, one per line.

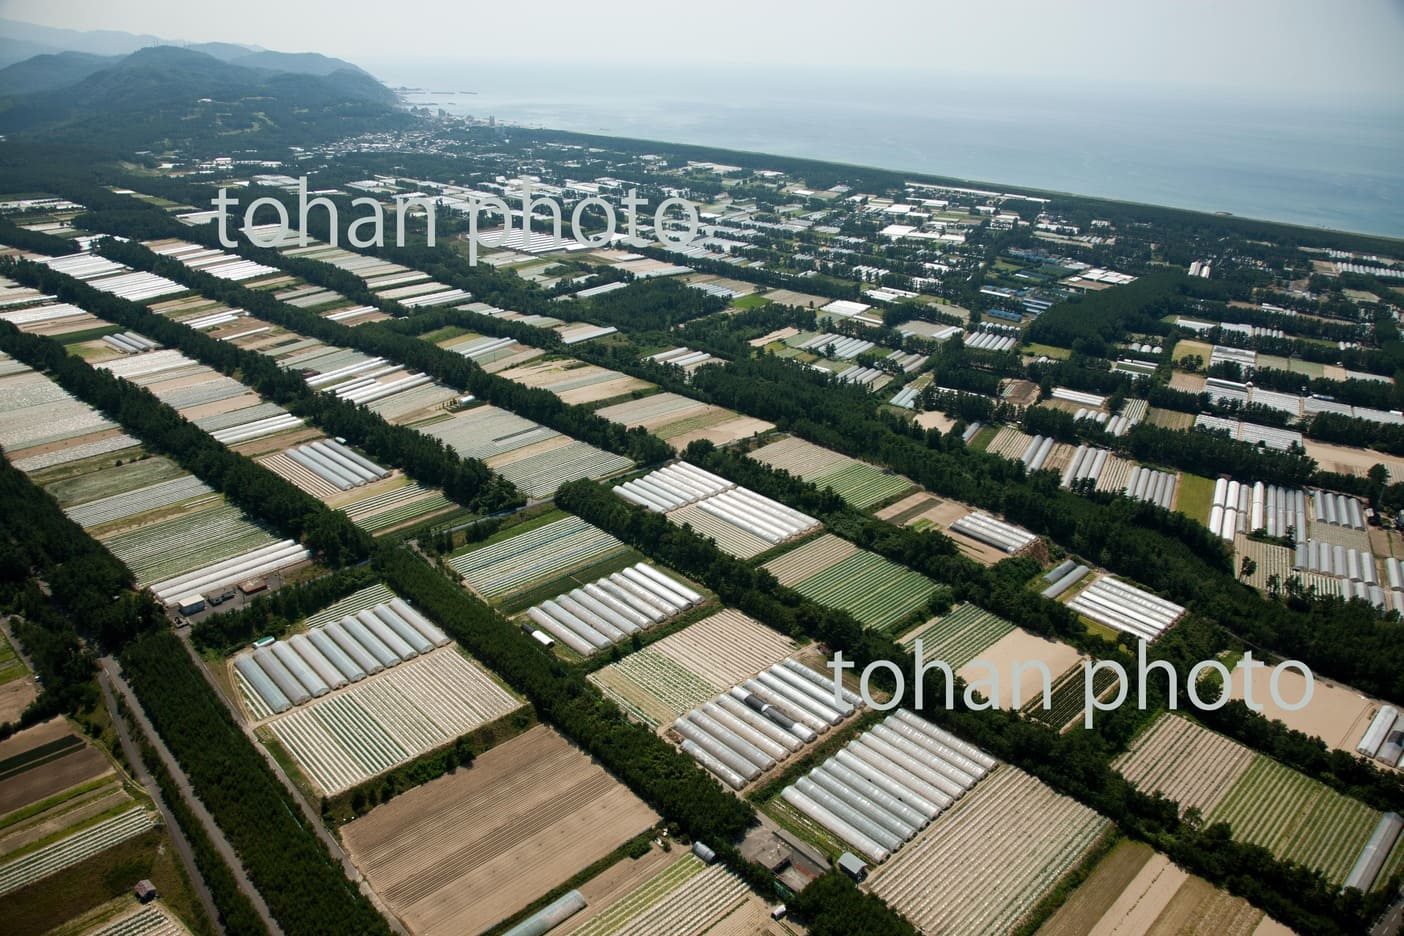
left=1025, top=272, right=1217, bottom=355
left=0, top=216, right=77, bottom=256
left=121, top=631, right=392, bottom=935
left=583, top=277, right=725, bottom=331
left=135, top=738, right=267, bottom=934
left=0, top=449, right=160, bottom=728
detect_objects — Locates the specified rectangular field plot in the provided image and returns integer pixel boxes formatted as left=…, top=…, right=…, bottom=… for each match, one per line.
left=264, top=649, right=523, bottom=795
left=96, top=500, right=281, bottom=586
left=1112, top=715, right=1253, bottom=816
left=1067, top=575, right=1185, bottom=642
left=868, top=766, right=1110, bottom=936
left=1037, top=840, right=1285, bottom=936
left=749, top=436, right=913, bottom=509
left=899, top=603, right=1013, bottom=669
left=342, top=725, right=659, bottom=936
left=449, top=515, right=628, bottom=601
left=490, top=440, right=633, bottom=498
left=597, top=393, right=775, bottom=451
left=589, top=609, right=796, bottom=726
left=765, top=536, right=938, bottom=633
left=1116, top=714, right=1401, bottom=887
left=496, top=358, right=653, bottom=405
left=564, top=853, right=777, bottom=936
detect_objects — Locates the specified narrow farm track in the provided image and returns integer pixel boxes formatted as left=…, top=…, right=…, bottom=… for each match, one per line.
left=101, top=659, right=275, bottom=935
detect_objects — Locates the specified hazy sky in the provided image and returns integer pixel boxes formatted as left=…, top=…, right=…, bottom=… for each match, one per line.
left=3, top=0, right=1402, bottom=101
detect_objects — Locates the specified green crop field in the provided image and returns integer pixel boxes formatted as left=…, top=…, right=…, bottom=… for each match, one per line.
left=1210, top=754, right=1389, bottom=886
left=791, top=551, right=937, bottom=633
left=902, top=603, right=1013, bottom=669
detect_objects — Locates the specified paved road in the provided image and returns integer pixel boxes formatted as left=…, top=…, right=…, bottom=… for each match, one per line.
left=174, top=631, right=410, bottom=936
left=101, top=657, right=279, bottom=936
left=1373, top=890, right=1404, bottom=936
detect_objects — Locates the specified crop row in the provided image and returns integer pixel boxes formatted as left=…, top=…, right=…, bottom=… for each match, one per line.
left=904, top=603, right=1014, bottom=669
left=98, top=501, right=279, bottom=586
left=1112, top=715, right=1253, bottom=816
left=790, top=550, right=937, bottom=633
left=0, top=807, right=155, bottom=896
left=1209, top=754, right=1383, bottom=886
left=492, top=441, right=633, bottom=498
left=571, top=858, right=750, bottom=936
left=450, top=515, right=626, bottom=599
left=870, top=767, right=1109, bottom=936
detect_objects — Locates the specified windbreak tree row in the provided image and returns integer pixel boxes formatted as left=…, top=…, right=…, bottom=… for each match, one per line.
left=552, top=478, right=1371, bottom=935
left=121, top=631, right=392, bottom=936
left=0, top=315, right=374, bottom=565
left=94, top=237, right=672, bottom=466
left=8, top=257, right=520, bottom=515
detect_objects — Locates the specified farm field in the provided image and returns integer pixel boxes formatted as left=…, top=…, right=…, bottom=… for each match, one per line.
left=0, top=356, right=138, bottom=474
left=96, top=500, right=282, bottom=587
left=749, top=436, right=914, bottom=509
left=898, top=603, right=1014, bottom=669
left=589, top=609, right=797, bottom=726
left=0, top=718, right=155, bottom=899
left=1226, top=665, right=1375, bottom=754
left=869, top=766, right=1110, bottom=936
left=1023, top=662, right=1122, bottom=731
left=335, top=478, right=458, bottom=534
left=1115, top=715, right=1402, bottom=887
left=596, top=392, right=776, bottom=450
left=764, top=535, right=937, bottom=633
left=259, top=647, right=523, bottom=795
left=961, top=627, right=1083, bottom=712
left=342, top=725, right=659, bottom=936
left=0, top=629, right=37, bottom=723
left=877, top=493, right=1012, bottom=565
left=449, top=514, right=629, bottom=601
left=562, top=853, right=779, bottom=936
left=496, top=358, right=653, bottom=405
left=1037, top=840, right=1290, bottom=936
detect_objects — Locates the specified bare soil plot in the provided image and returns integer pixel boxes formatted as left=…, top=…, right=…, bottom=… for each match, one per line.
left=1169, top=372, right=1207, bottom=393
left=913, top=411, right=957, bottom=433
left=1228, top=666, right=1373, bottom=754
left=1038, top=840, right=1276, bottom=936
left=0, top=677, right=38, bottom=724
left=959, top=628, right=1082, bottom=711
left=666, top=416, right=774, bottom=450
left=763, top=289, right=829, bottom=308
left=343, top=725, right=658, bottom=936
left=0, top=720, right=113, bottom=817
left=1002, top=379, right=1041, bottom=407
left=1303, top=439, right=1404, bottom=480
left=749, top=327, right=799, bottom=347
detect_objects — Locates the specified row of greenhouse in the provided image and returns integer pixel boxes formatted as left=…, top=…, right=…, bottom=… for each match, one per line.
left=949, top=512, right=1037, bottom=554
left=1357, top=706, right=1404, bottom=769
left=616, top=462, right=820, bottom=546
left=779, top=710, right=995, bottom=864
left=285, top=439, right=390, bottom=490
left=1122, top=466, right=1177, bottom=510
left=675, top=660, right=861, bottom=789
left=1066, top=575, right=1185, bottom=642
left=234, top=599, right=450, bottom=713
left=525, top=563, right=703, bottom=656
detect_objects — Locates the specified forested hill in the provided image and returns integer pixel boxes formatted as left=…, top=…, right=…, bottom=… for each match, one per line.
left=0, top=45, right=407, bottom=150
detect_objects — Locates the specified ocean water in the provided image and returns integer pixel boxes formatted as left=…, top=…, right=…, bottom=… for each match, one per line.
left=371, top=64, right=1404, bottom=239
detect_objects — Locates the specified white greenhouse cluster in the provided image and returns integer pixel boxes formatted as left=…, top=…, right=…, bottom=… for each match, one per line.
left=40, top=253, right=186, bottom=302
left=1121, top=466, right=1178, bottom=510
left=949, top=512, right=1037, bottom=554
left=833, top=363, right=889, bottom=387
left=795, top=333, right=876, bottom=360
left=525, top=563, right=702, bottom=656
left=646, top=346, right=719, bottom=370
left=1209, top=478, right=1314, bottom=542
left=1018, top=435, right=1057, bottom=472
left=101, top=331, right=159, bottom=354
left=780, top=710, right=994, bottom=864
left=675, top=659, right=863, bottom=790
left=1067, top=575, right=1185, bottom=642
left=1357, top=705, right=1404, bottom=769
left=152, top=540, right=309, bottom=606
left=284, top=439, right=390, bottom=491
left=1314, top=488, right=1368, bottom=531
left=149, top=239, right=278, bottom=281
left=233, top=599, right=450, bottom=714
left=615, top=462, right=821, bottom=547
left=963, top=330, right=1016, bottom=352
left=1041, top=559, right=1090, bottom=599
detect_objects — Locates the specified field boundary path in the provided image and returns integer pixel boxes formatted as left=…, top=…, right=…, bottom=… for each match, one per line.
left=100, top=657, right=274, bottom=935
left=172, top=631, right=411, bottom=936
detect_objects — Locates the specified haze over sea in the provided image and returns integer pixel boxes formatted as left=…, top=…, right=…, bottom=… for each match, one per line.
left=376, top=64, right=1404, bottom=240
